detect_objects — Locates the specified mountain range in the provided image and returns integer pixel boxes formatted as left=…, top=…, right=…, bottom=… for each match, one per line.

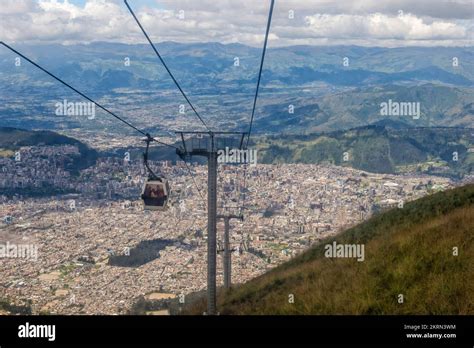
left=256, top=123, right=474, bottom=178
left=1, top=42, right=473, bottom=91
left=0, top=42, right=473, bottom=134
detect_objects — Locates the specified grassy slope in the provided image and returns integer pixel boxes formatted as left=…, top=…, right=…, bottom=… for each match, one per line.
left=185, top=184, right=474, bottom=315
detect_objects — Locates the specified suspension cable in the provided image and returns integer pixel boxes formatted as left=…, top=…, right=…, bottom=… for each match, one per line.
left=0, top=41, right=179, bottom=150
left=182, top=160, right=206, bottom=208
left=239, top=0, right=275, bottom=213
left=124, top=0, right=211, bottom=133
left=245, top=0, right=275, bottom=148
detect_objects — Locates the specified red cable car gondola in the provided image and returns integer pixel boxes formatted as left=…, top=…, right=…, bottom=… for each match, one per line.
left=141, top=134, right=171, bottom=211
left=141, top=177, right=170, bottom=210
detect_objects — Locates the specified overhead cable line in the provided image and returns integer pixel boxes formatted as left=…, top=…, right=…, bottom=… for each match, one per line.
left=0, top=41, right=178, bottom=150
left=182, top=160, right=206, bottom=207
left=124, top=0, right=213, bottom=208
left=245, top=0, right=275, bottom=148
left=239, top=0, right=275, bottom=213
left=124, top=0, right=211, bottom=133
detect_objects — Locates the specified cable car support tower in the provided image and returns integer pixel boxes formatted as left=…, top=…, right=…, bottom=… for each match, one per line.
left=217, top=213, right=244, bottom=289
left=173, top=0, right=274, bottom=314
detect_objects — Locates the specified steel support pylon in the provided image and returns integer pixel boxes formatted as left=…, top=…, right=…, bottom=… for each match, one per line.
left=217, top=214, right=243, bottom=289
left=207, top=138, right=218, bottom=315
left=176, top=131, right=247, bottom=315
left=223, top=217, right=231, bottom=289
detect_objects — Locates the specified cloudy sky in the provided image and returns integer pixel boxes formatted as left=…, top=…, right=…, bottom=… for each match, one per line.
left=0, top=0, right=473, bottom=47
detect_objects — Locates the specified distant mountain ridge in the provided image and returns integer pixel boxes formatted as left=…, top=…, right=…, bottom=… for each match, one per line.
left=0, top=125, right=472, bottom=179
left=256, top=124, right=474, bottom=178
left=1, top=42, right=473, bottom=93
left=256, top=84, right=474, bottom=133
left=0, top=42, right=472, bottom=135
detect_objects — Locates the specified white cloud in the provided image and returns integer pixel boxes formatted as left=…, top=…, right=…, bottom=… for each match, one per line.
left=0, top=0, right=472, bottom=47
left=0, top=0, right=39, bottom=15
left=305, top=13, right=467, bottom=40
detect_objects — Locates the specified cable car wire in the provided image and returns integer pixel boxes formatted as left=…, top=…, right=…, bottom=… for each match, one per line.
left=238, top=0, right=275, bottom=215
left=126, top=0, right=212, bottom=207
left=245, top=0, right=275, bottom=149
left=182, top=161, right=206, bottom=206
left=0, top=42, right=178, bottom=151
left=124, top=0, right=211, bottom=133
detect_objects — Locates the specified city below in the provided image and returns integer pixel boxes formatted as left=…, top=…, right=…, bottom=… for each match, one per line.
left=0, top=143, right=464, bottom=315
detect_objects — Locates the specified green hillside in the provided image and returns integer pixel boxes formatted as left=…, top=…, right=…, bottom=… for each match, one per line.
left=255, top=84, right=474, bottom=133
left=0, top=127, right=98, bottom=171
left=184, top=184, right=474, bottom=315
left=257, top=125, right=474, bottom=178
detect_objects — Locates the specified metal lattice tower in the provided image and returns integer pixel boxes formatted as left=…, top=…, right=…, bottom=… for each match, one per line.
left=217, top=214, right=244, bottom=289
left=176, top=131, right=246, bottom=314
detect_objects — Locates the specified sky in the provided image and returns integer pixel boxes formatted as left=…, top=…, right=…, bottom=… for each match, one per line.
left=0, top=0, right=473, bottom=47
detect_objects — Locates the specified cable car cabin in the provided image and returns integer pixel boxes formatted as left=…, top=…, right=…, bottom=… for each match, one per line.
left=141, top=178, right=170, bottom=211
